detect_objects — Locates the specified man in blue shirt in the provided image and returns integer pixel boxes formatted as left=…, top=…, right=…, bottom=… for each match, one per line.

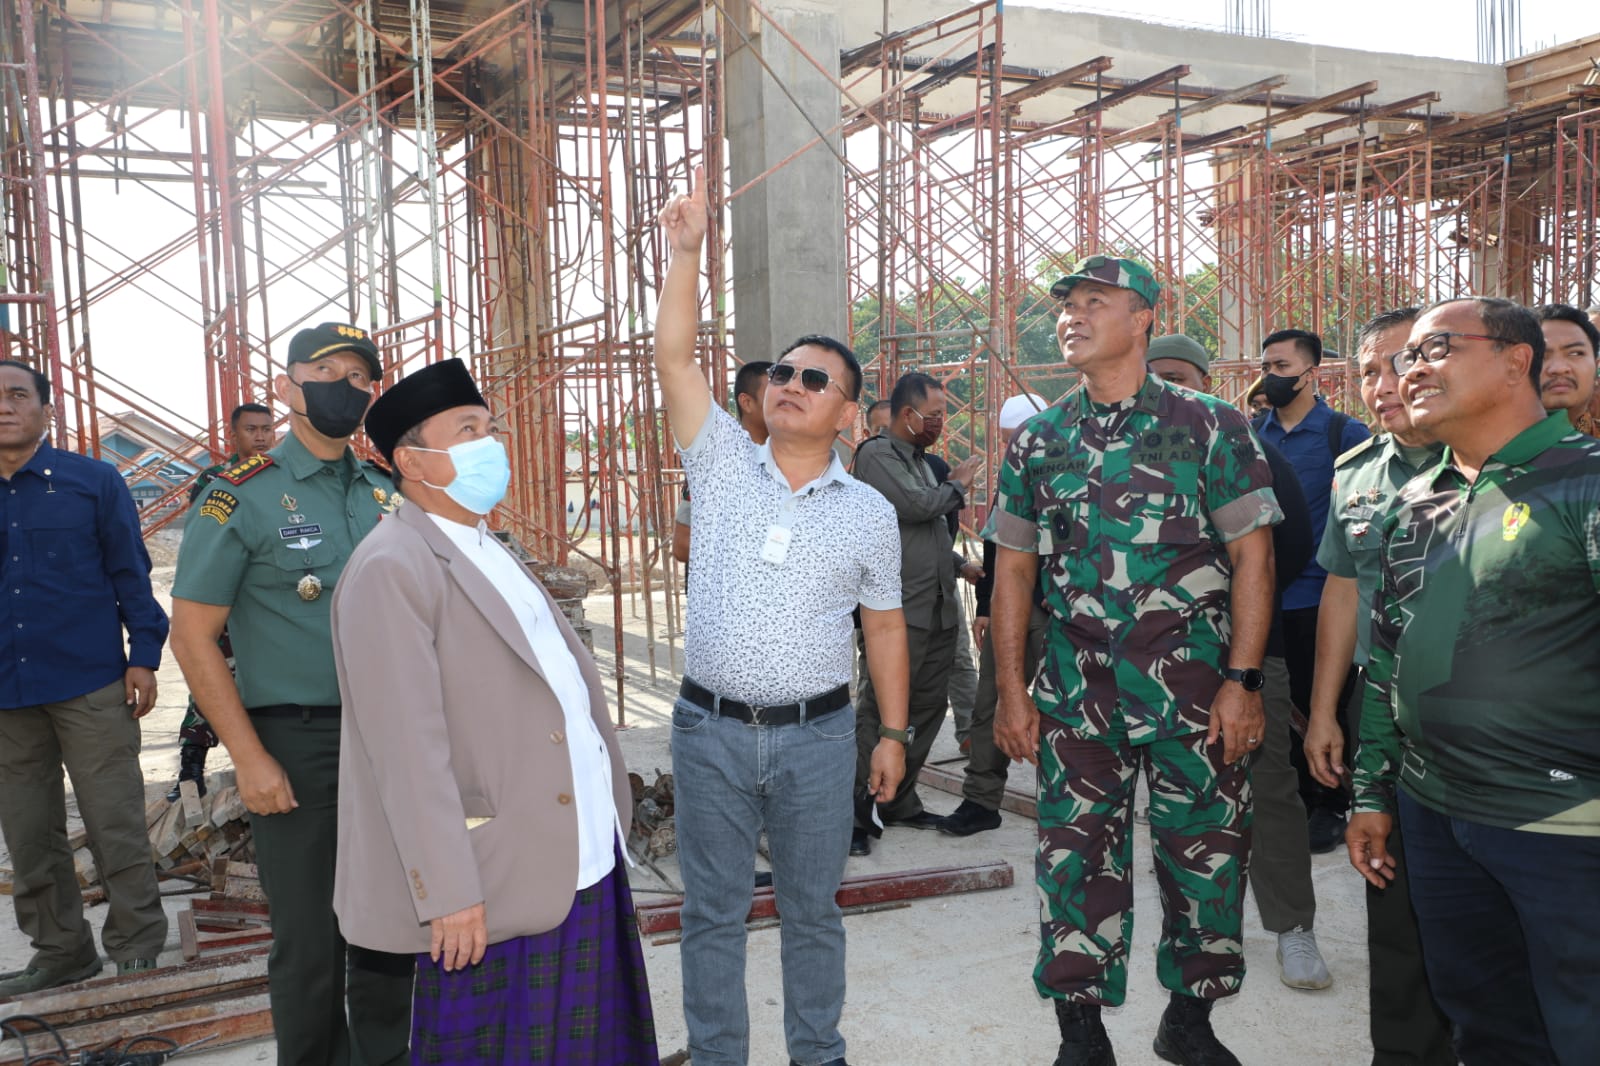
left=0, top=360, right=170, bottom=995
left=1255, top=329, right=1370, bottom=853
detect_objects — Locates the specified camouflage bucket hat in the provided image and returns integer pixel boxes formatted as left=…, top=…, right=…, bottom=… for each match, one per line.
left=1049, top=255, right=1161, bottom=307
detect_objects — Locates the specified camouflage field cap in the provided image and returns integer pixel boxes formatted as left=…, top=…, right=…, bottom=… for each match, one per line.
left=1049, top=255, right=1161, bottom=307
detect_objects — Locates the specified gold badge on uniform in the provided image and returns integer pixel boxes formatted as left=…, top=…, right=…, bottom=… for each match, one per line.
left=1502, top=502, right=1531, bottom=542
left=297, top=574, right=323, bottom=601
left=281, top=494, right=298, bottom=511
left=373, top=487, right=387, bottom=505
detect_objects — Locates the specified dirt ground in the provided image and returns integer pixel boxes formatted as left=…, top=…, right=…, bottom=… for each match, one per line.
left=1, top=581, right=1378, bottom=1065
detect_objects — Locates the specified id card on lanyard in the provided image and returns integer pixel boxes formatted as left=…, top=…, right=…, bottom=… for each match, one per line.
left=761, top=498, right=800, bottom=567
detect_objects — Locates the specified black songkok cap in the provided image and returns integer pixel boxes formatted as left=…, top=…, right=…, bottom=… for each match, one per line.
left=364, top=358, right=487, bottom=465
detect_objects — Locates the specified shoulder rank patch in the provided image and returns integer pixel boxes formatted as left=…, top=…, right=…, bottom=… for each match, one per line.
left=1334, top=435, right=1379, bottom=468
left=198, top=488, right=239, bottom=525
left=218, top=454, right=275, bottom=486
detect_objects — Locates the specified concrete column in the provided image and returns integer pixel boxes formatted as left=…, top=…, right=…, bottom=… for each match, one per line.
left=722, top=0, right=848, bottom=358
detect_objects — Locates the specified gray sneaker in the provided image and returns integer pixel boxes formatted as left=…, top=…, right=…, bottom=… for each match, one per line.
left=0, top=955, right=102, bottom=997
left=1277, top=926, right=1332, bottom=989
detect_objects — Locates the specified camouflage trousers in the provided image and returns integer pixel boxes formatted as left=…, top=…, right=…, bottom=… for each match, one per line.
left=177, top=698, right=218, bottom=748
left=1035, top=723, right=1251, bottom=1006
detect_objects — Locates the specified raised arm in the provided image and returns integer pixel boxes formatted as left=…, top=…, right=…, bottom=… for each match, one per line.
left=656, top=165, right=714, bottom=447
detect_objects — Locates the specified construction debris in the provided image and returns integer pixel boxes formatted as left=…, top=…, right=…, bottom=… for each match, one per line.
left=634, top=861, right=1015, bottom=936
left=0, top=948, right=271, bottom=1064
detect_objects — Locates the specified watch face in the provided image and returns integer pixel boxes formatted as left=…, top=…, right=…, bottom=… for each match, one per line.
left=1241, top=668, right=1265, bottom=692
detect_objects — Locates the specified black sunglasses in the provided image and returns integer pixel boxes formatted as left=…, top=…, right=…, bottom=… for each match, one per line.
left=767, top=362, right=850, bottom=399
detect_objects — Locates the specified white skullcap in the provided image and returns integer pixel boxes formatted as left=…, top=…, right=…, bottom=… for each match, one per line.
left=998, top=393, right=1048, bottom=431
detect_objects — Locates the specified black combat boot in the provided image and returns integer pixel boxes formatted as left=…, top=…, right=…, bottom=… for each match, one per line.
left=166, top=741, right=210, bottom=802
left=1053, top=999, right=1117, bottom=1066
left=1152, top=992, right=1241, bottom=1066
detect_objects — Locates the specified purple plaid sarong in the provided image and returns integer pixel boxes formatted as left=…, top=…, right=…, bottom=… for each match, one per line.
left=410, top=855, right=660, bottom=1065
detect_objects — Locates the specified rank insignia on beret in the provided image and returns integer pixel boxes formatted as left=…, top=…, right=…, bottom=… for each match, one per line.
left=198, top=489, right=238, bottom=525
left=218, top=454, right=274, bottom=486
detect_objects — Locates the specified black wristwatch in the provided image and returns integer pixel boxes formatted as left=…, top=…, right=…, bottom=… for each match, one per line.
left=1223, top=666, right=1266, bottom=692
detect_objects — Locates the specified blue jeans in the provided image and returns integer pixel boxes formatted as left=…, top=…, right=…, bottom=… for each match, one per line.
left=1400, top=792, right=1600, bottom=1066
left=671, top=695, right=856, bottom=1066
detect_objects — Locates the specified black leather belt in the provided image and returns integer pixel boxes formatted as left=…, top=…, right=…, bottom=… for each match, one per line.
left=679, top=678, right=850, bottom=726
left=249, top=704, right=340, bottom=719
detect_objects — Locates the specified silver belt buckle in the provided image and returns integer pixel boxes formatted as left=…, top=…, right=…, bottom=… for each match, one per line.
left=747, top=703, right=767, bottom=726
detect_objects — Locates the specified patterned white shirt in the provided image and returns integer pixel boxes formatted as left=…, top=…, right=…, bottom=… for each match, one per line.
left=679, top=407, right=901, bottom=704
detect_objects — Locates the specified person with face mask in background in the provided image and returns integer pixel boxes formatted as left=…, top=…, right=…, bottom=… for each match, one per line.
left=848, top=371, right=983, bottom=855
left=1253, top=329, right=1371, bottom=857
left=333, top=359, right=658, bottom=1064
left=170, top=323, right=414, bottom=1066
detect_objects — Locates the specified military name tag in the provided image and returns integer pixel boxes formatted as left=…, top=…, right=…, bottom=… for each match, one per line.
left=279, top=524, right=323, bottom=539
left=1347, top=505, right=1376, bottom=522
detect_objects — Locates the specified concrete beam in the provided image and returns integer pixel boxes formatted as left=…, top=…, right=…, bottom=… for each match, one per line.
left=724, top=0, right=849, bottom=359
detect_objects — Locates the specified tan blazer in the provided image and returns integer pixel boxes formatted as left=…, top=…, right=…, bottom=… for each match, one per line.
left=330, top=501, right=631, bottom=954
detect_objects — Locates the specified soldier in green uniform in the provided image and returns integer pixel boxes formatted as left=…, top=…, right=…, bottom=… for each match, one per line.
left=986, top=257, right=1280, bottom=1066
left=170, top=324, right=412, bottom=1066
left=168, top=403, right=274, bottom=802
left=1304, top=309, right=1453, bottom=1066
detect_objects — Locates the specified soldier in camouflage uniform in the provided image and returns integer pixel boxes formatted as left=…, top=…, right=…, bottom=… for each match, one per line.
left=986, top=257, right=1280, bottom=1066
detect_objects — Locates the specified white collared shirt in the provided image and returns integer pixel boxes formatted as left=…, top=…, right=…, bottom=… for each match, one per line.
left=677, top=408, right=902, bottom=704
left=425, top=512, right=621, bottom=890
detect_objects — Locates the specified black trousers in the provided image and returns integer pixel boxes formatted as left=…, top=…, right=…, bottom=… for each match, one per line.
left=250, top=714, right=413, bottom=1066
left=1368, top=818, right=1456, bottom=1066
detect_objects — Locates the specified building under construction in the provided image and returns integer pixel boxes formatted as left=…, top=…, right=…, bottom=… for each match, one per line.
left=3, top=0, right=1599, bottom=714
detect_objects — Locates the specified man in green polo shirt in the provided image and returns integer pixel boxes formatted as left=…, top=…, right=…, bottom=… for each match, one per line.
left=1347, top=297, right=1600, bottom=1066
left=988, top=256, right=1280, bottom=1066
left=1305, top=308, right=1452, bottom=1066
left=170, top=323, right=412, bottom=1066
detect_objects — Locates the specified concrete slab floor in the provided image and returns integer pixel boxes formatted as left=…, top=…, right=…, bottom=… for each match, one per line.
left=1, top=583, right=1376, bottom=1065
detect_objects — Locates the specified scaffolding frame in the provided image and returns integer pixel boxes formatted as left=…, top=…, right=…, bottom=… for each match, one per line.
left=5, top=0, right=1600, bottom=715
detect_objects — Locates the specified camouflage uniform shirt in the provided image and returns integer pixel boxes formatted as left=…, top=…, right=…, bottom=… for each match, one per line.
left=985, top=374, right=1282, bottom=743
left=1353, top=413, right=1600, bottom=835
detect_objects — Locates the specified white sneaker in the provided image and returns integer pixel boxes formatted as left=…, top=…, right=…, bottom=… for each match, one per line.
left=1277, top=926, right=1333, bottom=989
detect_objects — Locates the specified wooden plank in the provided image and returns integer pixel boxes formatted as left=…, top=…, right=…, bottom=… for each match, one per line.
left=221, top=876, right=269, bottom=904
left=634, top=862, right=1014, bottom=935
left=917, top=763, right=1037, bottom=819
left=179, top=779, right=204, bottom=828
left=0, top=993, right=273, bottom=1063
left=192, top=929, right=275, bottom=955
left=179, top=908, right=200, bottom=962
left=71, top=848, right=97, bottom=888
left=0, top=949, right=268, bottom=1023
left=193, top=897, right=270, bottom=918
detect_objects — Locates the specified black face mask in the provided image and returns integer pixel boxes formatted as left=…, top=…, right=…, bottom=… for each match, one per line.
left=1261, top=371, right=1304, bottom=409
left=298, top=379, right=371, bottom=439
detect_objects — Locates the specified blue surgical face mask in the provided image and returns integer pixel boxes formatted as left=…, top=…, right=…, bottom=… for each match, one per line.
left=409, top=435, right=511, bottom=515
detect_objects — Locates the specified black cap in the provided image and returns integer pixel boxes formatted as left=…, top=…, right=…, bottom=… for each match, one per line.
left=364, top=358, right=487, bottom=465
left=286, top=323, right=383, bottom=380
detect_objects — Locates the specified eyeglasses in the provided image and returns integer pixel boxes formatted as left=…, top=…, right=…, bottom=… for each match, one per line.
left=1390, top=331, right=1515, bottom=375
left=767, top=362, right=850, bottom=399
